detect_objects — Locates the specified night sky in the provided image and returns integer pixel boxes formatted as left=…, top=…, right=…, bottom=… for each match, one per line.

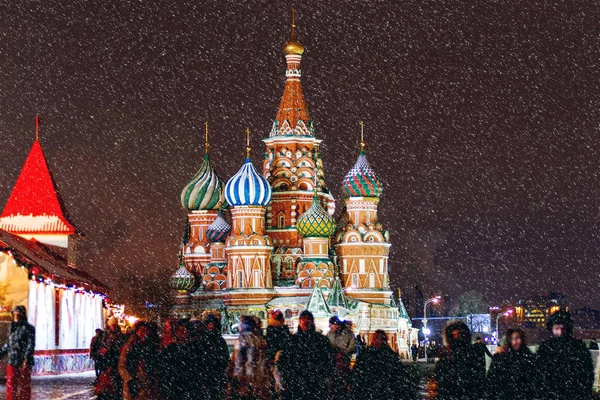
left=0, top=1, right=598, bottom=310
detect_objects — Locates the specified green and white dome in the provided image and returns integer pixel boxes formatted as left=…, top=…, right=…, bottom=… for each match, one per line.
left=181, top=154, right=226, bottom=211
left=171, top=262, right=198, bottom=292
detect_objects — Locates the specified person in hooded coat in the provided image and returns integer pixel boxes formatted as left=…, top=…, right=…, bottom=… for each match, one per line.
left=118, top=321, right=161, bottom=400
left=485, top=328, right=537, bottom=400
left=278, top=311, right=334, bottom=400
left=351, top=330, right=415, bottom=400
left=266, top=310, right=290, bottom=397
left=536, top=310, right=594, bottom=400
left=200, top=314, right=230, bottom=400
left=0, top=305, right=35, bottom=400
left=96, top=317, right=126, bottom=400
left=228, top=315, right=270, bottom=400
left=161, top=320, right=197, bottom=400
left=434, top=320, right=482, bottom=400
left=327, top=316, right=356, bottom=399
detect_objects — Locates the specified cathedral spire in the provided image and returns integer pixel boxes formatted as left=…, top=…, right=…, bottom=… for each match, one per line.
left=204, top=121, right=210, bottom=154
left=359, top=121, right=366, bottom=153
left=272, top=9, right=311, bottom=137
left=245, top=128, right=251, bottom=159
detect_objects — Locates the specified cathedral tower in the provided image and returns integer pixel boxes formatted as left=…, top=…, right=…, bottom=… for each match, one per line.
left=335, top=123, right=392, bottom=305
left=263, top=11, right=335, bottom=285
left=295, top=190, right=336, bottom=288
left=180, top=123, right=226, bottom=276
left=225, top=130, right=274, bottom=304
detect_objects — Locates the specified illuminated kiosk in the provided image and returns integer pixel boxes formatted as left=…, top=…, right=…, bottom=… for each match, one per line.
left=0, top=121, right=108, bottom=375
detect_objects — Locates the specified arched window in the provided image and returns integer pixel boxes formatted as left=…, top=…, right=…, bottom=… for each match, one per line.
left=278, top=214, right=285, bottom=229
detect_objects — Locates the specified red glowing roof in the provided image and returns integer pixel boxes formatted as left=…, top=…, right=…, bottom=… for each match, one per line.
left=0, top=140, right=78, bottom=235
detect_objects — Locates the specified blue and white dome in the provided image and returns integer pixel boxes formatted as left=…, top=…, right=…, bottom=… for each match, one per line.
left=225, top=158, right=272, bottom=206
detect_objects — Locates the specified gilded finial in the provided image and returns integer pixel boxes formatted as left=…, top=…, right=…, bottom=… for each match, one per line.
left=359, top=121, right=365, bottom=152
left=35, top=115, right=40, bottom=141
left=284, top=8, right=304, bottom=55
left=245, top=128, right=251, bottom=158
left=291, top=8, right=296, bottom=41
left=204, top=121, right=210, bottom=154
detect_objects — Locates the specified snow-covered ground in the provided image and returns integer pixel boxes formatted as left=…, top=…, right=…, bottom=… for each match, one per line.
left=0, top=371, right=96, bottom=400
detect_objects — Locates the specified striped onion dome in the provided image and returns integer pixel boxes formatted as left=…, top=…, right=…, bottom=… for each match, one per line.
left=206, top=210, right=231, bottom=243
left=181, top=154, right=226, bottom=211
left=297, top=194, right=335, bottom=238
left=225, top=158, right=272, bottom=207
left=171, top=262, right=198, bottom=291
left=342, top=151, right=383, bottom=198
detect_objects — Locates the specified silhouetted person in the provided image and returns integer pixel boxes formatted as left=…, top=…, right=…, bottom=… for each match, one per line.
left=0, top=305, right=35, bottom=400
left=162, top=320, right=196, bottom=400
left=351, top=330, right=415, bottom=400
left=536, top=310, right=594, bottom=400
left=327, top=316, right=356, bottom=399
left=411, top=344, right=418, bottom=362
left=96, top=317, right=126, bottom=400
left=201, top=314, right=230, bottom=400
left=118, top=321, right=161, bottom=400
left=229, top=315, right=270, bottom=400
left=588, top=338, right=598, bottom=350
left=473, top=336, right=492, bottom=381
left=486, top=329, right=537, bottom=400
left=90, top=329, right=104, bottom=378
left=278, top=311, right=334, bottom=400
left=266, top=310, right=290, bottom=396
left=434, top=320, right=482, bottom=400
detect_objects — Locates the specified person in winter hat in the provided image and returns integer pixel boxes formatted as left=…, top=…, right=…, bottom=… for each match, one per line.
left=228, top=315, right=270, bottom=400
left=485, top=328, right=537, bottom=400
left=351, top=330, right=415, bottom=400
left=327, top=316, right=356, bottom=399
left=0, top=305, right=35, bottom=400
left=278, top=311, right=334, bottom=400
left=95, top=316, right=126, bottom=400
left=266, top=310, right=290, bottom=396
left=434, top=320, right=482, bottom=400
left=536, top=310, right=594, bottom=400
left=199, top=314, right=230, bottom=400
left=118, top=321, right=161, bottom=400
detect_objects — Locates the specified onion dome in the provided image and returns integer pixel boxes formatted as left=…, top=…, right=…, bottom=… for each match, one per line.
left=284, top=39, right=304, bottom=56
left=342, top=151, right=383, bottom=198
left=225, top=158, right=272, bottom=207
left=181, top=153, right=225, bottom=211
left=171, top=262, right=197, bottom=292
left=297, top=194, right=336, bottom=238
left=206, top=210, right=231, bottom=243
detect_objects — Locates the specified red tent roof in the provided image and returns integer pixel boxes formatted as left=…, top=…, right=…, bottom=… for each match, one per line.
left=0, top=140, right=78, bottom=235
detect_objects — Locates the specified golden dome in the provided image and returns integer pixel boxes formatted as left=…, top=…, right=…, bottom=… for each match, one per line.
left=284, top=39, right=305, bottom=55
left=284, top=9, right=304, bottom=55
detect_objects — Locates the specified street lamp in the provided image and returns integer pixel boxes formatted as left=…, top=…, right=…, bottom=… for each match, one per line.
left=422, top=296, right=441, bottom=362
left=495, top=309, right=513, bottom=344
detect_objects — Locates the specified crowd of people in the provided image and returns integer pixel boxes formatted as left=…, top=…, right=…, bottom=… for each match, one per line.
left=0, top=304, right=593, bottom=400
left=435, top=310, right=595, bottom=400
left=88, top=308, right=597, bottom=400
left=0, top=303, right=594, bottom=400
left=91, top=310, right=416, bottom=400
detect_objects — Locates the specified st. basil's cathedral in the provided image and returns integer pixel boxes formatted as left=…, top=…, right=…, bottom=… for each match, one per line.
left=171, top=14, right=417, bottom=356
